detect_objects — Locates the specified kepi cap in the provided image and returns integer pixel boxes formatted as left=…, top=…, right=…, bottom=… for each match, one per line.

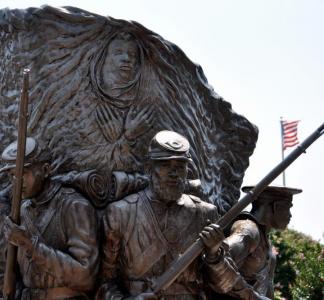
left=242, top=185, right=302, bottom=206
left=242, top=185, right=302, bottom=196
left=148, top=130, right=192, bottom=162
left=0, top=137, right=40, bottom=173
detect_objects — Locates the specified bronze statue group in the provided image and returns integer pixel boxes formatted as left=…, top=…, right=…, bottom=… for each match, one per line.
left=0, top=131, right=300, bottom=300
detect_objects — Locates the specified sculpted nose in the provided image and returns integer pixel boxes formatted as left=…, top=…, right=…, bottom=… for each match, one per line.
left=169, top=168, right=178, bottom=177
left=120, top=52, right=130, bottom=62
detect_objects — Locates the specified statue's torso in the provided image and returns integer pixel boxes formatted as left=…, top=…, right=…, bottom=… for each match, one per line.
left=106, top=191, right=219, bottom=299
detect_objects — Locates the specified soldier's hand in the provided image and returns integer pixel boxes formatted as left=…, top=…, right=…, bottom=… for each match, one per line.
left=3, top=216, right=32, bottom=248
left=199, top=223, right=224, bottom=258
left=124, top=292, right=157, bottom=300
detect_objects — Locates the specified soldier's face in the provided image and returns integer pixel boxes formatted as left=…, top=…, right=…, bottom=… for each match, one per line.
left=272, top=200, right=293, bottom=230
left=151, top=159, right=188, bottom=203
left=103, top=38, right=139, bottom=84
left=9, top=163, right=49, bottom=199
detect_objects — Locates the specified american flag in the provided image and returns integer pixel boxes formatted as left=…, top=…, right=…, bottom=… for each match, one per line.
left=281, top=120, right=300, bottom=150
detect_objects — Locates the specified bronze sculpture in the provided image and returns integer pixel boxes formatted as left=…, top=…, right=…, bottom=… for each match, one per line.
left=1, top=137, right=99, bottom=299
left=0, top=5, right=321, bottom=300
left=96, top=131, right=268, bottom=300
left=0, top=6, right=258, bottom=213
left=218, top=186, right=302, bottom=299
left=0, top=7, right=258, bottom=292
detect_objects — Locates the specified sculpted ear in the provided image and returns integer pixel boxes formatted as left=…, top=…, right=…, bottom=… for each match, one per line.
left=42, top=163, right=51, bottom=178
left=144, top=160, right=152, bottom=175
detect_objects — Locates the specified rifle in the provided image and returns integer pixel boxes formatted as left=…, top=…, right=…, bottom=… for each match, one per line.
left=151, top=122, right=324, bottom=295
left=3, top=69, right=30, bottom=300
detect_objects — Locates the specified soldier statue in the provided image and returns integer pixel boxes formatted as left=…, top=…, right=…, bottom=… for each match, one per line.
left=1, top=137, right=99, bottom=299
left=96, top=130, right=269, bottom=300
left=219, top=185, right=301, bottom=299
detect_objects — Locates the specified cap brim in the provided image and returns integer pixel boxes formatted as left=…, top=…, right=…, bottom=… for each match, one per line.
left=150, top=155, right=192, bottom=162
left=0, top=164, right=16, bottom=173
left=242, top=185, right=302, bottom=195
left=0, top=162, right=32, bottom=173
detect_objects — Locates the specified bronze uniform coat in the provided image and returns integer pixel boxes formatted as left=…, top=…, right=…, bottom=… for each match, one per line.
left=99, top=189, right=239, bottom=300
left=18, top=181, right=99, bottom=299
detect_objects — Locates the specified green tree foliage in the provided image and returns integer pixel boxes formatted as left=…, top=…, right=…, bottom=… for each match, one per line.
left=270, top=229, right=324, bottom=300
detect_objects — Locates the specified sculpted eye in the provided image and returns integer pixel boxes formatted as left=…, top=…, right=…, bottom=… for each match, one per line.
left=113, top=49, right=123, bottom=55
left=158, top=161, right=170, bottom=168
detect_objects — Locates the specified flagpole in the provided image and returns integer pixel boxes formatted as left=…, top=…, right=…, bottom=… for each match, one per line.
left=280, top=117, right=286, bottom=186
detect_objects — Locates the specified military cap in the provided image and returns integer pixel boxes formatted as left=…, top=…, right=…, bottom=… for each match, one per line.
left=0, top=137, right=44, bottom=173
left=148, top=130, right=192, bottom=162
left=242, top=185, right=302, bottom=206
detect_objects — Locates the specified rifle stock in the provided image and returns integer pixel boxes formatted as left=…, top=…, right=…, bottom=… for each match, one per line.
left=3, top=69, right=30, bottom=300
left=152, top=122, right=324, bottom=294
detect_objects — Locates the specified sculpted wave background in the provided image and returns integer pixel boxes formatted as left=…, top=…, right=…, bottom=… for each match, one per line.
left=0, top=6, right=258, bottom=213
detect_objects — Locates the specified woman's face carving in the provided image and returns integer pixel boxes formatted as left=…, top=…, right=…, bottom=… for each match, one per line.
left=102, top=37, right=140, bottom=85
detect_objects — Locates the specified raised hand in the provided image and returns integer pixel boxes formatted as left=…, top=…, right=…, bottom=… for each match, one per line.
left=3, top=216, right=31, bottom=248
left=124, top=105, right=155, bottom=141
left=96, top=103, right=123, bottom=143
left=199, top=223, right=225, bottom=259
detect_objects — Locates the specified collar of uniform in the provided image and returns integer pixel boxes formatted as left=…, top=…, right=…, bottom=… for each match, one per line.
left=31, top=180, right=61, bottom=207
left=147, top=191, right=187, bottom=207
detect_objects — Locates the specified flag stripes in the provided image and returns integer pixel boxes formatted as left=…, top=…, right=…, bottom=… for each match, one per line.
left=281, top=120, right=299, bottom=150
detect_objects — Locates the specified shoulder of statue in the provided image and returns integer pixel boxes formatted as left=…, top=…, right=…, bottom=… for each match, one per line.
left=59, top=186, right=94, bottom=208
left=188, top=194, right=217, bottom=210
left=118, top=192, right=141, bottom=204
left=230, top=214, right=261, bottom=242
left=60, top=185, right=79, bottom=196
left=177, top=194, right=202, bottom=208
left=104, top=193, right=140, bottom=233
left=236, top=211, right=258, bottom=222
left=184, top=194, right=218, bottom=221
left=123, top=192, right=141, bottom=204
left=108, top=193, right=140, bottom=212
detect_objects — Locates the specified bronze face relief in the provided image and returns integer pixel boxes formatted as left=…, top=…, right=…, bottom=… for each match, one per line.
left=101, top=32, right=141, bottom=103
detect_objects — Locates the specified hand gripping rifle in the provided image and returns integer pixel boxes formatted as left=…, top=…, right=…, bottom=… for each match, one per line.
left=150, top=122, right=324, bottom=295
left=3, top=69, right=30, bottom=300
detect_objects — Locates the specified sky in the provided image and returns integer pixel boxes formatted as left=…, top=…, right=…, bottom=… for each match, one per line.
left=1, top=0, right=323, bottom=242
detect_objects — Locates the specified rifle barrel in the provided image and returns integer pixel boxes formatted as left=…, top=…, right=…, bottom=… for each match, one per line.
left=3, top=69, right=30, bottom=299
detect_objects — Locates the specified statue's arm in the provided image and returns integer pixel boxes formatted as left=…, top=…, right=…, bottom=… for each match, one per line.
left=266, top=251, right=276, bottom=299
left=202, top=210, right=269, bottom=299
left=225, top=219, right=260, bottom=267
left=201, top=206, right=242, bottom=294
left=29, top=197, right=99, bottom=291
left=204, top=251, right=270, bottom=299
